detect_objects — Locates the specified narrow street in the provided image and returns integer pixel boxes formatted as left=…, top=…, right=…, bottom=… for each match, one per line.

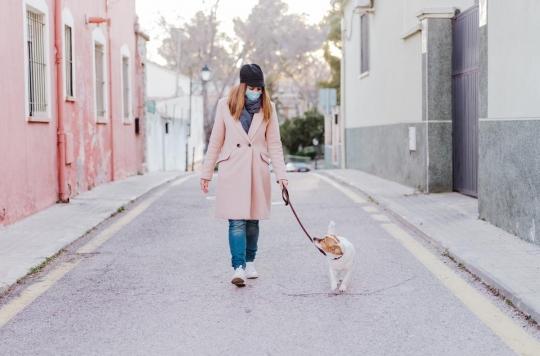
left=0, top=173, right=537, bottom=355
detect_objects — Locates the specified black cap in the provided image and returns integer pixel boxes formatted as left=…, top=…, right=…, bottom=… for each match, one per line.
left=240, top=64, right=265, bottom=87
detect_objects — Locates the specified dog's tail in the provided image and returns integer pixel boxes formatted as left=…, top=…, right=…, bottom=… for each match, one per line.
left=327, top=220, right=336, bottom=235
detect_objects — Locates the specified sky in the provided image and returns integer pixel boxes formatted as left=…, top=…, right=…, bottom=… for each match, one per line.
left=136, top=0, right=332, bottom=64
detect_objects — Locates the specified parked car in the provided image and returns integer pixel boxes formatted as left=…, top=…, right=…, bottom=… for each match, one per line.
left=286, top=161, right=311, bottom=172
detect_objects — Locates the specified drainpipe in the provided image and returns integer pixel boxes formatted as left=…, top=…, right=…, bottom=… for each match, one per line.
left=105, top=0, right=115, bottom=180
left=55, top=0, right=69, bottom=202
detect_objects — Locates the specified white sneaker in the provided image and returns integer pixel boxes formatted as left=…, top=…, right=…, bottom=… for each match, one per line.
left=245, top=262, right=259, bottom=279
left=231, top=267, right=246, bottom=287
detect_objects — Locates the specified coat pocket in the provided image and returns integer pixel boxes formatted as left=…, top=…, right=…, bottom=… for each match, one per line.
left=216, top=151, right=231, bottom=164
left=260, top=151, right=271, bottom=165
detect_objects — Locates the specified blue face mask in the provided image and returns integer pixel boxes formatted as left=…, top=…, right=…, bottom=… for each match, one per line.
left=245, top=89, right=261, bottom=101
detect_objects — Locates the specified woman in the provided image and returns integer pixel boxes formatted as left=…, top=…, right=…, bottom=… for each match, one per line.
left=199, top=63, right=289, bottom=287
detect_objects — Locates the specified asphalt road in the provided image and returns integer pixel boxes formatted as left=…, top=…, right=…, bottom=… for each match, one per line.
left=0, top=172, right=536, bottom=355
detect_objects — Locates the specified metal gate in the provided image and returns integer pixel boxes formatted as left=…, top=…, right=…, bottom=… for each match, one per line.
left=452, top=5, right=479, bottom=197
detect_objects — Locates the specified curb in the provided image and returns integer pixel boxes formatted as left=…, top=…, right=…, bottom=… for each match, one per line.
left=0, top=172, right=192, bottom=297
left=316, top=170, right=540, bottom=324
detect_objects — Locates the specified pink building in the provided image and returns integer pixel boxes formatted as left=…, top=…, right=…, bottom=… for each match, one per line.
left=0, top=0, right=147, bottom=226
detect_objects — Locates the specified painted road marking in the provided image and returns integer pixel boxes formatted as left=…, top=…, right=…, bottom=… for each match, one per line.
left=315, top=174, right=368, bottom=204
left=315, top=174, right=540, bottom=355
left=381, top=223, right=540, bottom=355
left=362, top=205, right=379, bottom=213
left=370, top=214, right=391, bottom=222
left=0, top=175, right=192, bottom=329
left=0, top=261, right=80, bottom=329
left=78, top=175, right=192, bottom=254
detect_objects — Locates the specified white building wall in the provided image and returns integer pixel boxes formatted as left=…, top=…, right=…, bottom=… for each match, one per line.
left=342, top=0, right=475, bottom=129
left=487, top=1, right=540, bottom=119
left=145, top=62, right=204, bottom=172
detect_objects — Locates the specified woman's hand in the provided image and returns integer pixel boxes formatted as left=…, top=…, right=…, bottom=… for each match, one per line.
left=200, top=179, right=210, bottom=194
left=278, top=179, right=288, bottom=190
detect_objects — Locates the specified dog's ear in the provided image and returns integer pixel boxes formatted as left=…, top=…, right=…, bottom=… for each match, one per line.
left=327, top=221, right=336, bottom=235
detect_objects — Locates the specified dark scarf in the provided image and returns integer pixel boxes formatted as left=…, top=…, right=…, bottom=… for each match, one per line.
left=240, top=97, right=261, bottom=134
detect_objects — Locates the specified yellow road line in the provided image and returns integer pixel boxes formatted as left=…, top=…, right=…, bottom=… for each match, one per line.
left=362, top=205, right=379, bottom=213
left=78, top=175, right=192, bottom=254
left=0, top=175, right=192, bottom=329
left=316, top=175, right=540, bottom=355
left=370, top=214, right=390, bottom=222
left=0, top=260, right=80, bottom=328
left=381, top=222, right=540, bottom=356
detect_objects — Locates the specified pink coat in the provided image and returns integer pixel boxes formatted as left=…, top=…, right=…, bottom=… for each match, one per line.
left=200, top=97, right=288, bottom=220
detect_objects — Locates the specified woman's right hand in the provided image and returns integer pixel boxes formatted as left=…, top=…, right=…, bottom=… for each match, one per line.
left=200, top=179, right=210, bottom=194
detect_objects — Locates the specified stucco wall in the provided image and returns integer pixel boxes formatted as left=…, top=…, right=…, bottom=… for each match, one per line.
left=486, top=1, right=540, bottom=119
left=0, top=0, right=58, bottom=225
left=0, top=0, right=144, bottom=226
left=342, top=0, right=474, bottom=130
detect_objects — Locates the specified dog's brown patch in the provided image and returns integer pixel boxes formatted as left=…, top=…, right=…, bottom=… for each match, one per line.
left=315, top=234, right=343, bottom=256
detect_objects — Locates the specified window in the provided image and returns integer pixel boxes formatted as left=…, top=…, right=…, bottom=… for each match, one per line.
left=26, top=9, right=47, bottom=117
left=64, top=25, right=74, bottom=98
left=94, top=43, right=106, bottom=118
left=360, top=13, right=370, bottom=75
left=122, top=56, right=130, bottom=119
left=120, top=45, right=132, bottom=122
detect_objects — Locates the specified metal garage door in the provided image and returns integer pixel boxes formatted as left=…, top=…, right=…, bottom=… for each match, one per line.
left=452, top=5, right=479, bottom=197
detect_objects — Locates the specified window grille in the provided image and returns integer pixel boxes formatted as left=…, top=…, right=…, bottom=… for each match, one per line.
left=94, top=43, right=105, bottom=117
left=360, top=13, right=370, bottom=74
left=27, top=10, right=47, bottom=116
left=122, top=56, right=130, bottom=119
left=65, top=25, right=74, bottom=98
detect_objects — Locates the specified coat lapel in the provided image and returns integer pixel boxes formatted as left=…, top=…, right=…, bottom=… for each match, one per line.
left=232, top=111, right=264, bottom=142
left=233, top=115, right=250, bottom=142
left=248, top=111, right=264, bottom=140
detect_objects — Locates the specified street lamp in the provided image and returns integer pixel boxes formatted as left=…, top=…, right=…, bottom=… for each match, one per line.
left=312, top=138, right=319, bottom=170
left=201, top=64, right=212, bottom=82
left=200, top=64, right=212, bottom=157
left=186, top=65, right=212, bottom=172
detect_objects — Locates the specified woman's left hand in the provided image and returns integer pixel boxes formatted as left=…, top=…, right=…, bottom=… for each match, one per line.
left=278, top=179, right=288, bottom=190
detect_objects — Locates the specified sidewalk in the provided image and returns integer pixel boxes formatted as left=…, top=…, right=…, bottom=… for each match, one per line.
left=318, top=169, right=540, bottom=323
left=0, top=171, right=190, bottom=295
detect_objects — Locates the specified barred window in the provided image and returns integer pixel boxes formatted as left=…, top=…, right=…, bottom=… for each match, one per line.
left=64, top=25, right=74, bottom=98
left=360, top=13, right=370, bottom=75
left=94, top=43, right=105, bottom=117
left=122, top=56, right=130, bottom=119
left=27, top=10, right=47, bottom=116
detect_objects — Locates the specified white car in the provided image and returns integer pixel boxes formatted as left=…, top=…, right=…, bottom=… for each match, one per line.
left=286, top=161, right=311, bottom=172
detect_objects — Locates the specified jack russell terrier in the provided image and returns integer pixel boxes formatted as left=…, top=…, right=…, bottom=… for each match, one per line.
left=313, top=221, right=356, bottom=293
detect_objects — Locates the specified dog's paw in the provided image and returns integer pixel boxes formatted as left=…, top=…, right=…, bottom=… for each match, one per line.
left=338, top=285, right=348, bottom=293
left=330, top=283, right=338, bottom=291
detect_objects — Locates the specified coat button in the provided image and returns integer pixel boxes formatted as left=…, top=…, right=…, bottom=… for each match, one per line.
left=237, top=143, right=240, bottom=147
left=248, top=143, right=252, bottom=147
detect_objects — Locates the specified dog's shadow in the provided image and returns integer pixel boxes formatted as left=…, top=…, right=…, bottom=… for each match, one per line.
left=280, top=275, right=416, bottom=298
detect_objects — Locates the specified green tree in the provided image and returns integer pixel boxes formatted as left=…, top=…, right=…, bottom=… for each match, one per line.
left=280, top=109, right=324, bottom=158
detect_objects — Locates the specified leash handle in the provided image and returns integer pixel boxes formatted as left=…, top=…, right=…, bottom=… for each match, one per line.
left=281, top=186, right=327, bottom=256
left=281, top=185, right=290, bottom=206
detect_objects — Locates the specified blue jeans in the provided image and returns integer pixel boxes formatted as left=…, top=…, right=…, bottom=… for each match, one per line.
left=228, top=219, right=259, bottom=269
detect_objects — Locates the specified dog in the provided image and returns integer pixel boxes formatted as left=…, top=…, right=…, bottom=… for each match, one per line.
left=313, top=221, right=356, bottom=293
